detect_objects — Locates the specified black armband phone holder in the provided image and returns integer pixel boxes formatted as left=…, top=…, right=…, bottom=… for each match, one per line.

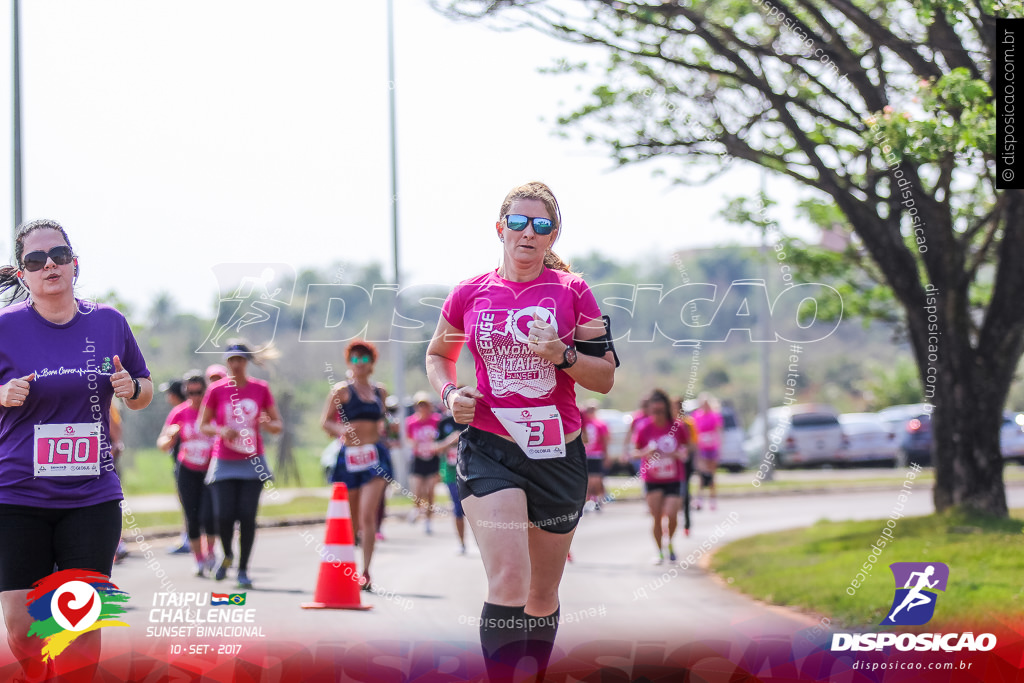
left=576, top=314, right=620, bottom=367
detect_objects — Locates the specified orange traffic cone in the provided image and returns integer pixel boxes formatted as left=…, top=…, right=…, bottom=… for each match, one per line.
left=301, top=482, right=372, bottom=610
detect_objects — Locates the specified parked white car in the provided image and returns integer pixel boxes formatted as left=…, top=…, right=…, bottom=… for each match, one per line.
left=718, top=405, right=748, bottom=472
left=596, top=408, right=632, bottom=464
left=745, top=404, right=847, bottom=468
left=1001, top=412, right=1024, bottom=462
left=839, top=413, right=900, bottom=467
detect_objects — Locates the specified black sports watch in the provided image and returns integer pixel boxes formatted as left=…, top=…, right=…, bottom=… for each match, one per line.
left=554, top=345, right=578, bottom=370
left=129, top=378, right=141, bottom=401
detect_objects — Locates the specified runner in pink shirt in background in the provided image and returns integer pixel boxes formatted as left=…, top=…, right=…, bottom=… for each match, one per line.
left=632, top=389, right=689, bottom=564
left=158, top=371, right=218, bottom=577
left=406, top=392, right=442, bottom=534
left=692, top=392, right=725, bottom=511
left=580, top=400, right=610, bottom=512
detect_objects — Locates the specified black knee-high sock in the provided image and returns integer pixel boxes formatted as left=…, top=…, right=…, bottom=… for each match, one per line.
left=523, top=607, right=560, bottom=680
left=480, top=602, right=526, bottom=682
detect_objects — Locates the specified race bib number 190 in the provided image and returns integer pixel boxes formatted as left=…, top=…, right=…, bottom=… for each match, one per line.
left=34, top=423, right=102, bottom=477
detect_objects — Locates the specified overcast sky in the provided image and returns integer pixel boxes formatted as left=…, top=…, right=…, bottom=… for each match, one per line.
left=0, top=0, right=811, bottom=317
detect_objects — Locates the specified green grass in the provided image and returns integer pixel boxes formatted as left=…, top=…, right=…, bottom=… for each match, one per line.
left=118, top=447, right=331, bottom=495
left=123, top=495, right=335, bottom=531
left=711, top=507, right=1024, bottom=629
left=122, top=487, right=451, bottom=532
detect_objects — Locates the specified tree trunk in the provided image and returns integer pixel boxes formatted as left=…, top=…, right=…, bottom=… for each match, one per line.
left=929, top=366, right=1008, bottom=516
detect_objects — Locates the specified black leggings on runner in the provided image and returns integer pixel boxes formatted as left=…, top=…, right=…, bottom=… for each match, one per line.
left=176, top=465, right=215, bottom=541
left=210, top=479, right=262, bottom=571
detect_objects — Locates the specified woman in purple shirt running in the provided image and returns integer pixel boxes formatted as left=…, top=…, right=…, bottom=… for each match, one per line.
left=0, top=220, right=153, bottom=681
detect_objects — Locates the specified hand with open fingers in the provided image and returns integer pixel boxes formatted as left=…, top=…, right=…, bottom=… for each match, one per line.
left=526, top=312, right=563, bottom=364
left=0, top=373, right=35, bottom=408
left=110, top=355, right=135, bottom=399
left=449, top=386, right=483, bottom=425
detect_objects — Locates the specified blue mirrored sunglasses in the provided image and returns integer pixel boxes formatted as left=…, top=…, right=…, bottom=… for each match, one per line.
left=505, top=214, right=555, bottom=235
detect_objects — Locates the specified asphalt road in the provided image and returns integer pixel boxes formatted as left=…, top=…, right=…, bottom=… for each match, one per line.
left=4, top=481, right=1022, bottom=681
left=90, top=484, right=1024, bottom=642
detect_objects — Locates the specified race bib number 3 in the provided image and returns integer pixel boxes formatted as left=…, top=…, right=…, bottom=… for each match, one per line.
left=491, top=406, right=567, bottom=460
left=34, top=423, right=102, bottom=477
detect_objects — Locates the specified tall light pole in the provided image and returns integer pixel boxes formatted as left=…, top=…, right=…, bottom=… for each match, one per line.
left=12, top=0, right=23, bottom=238
left=758, top=169, right=773, bottom=480
left=386, top=0, right=411, bottom=483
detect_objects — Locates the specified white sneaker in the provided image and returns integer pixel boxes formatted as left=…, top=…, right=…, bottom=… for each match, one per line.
left=583, top=500, right=597, bottom=513
left=424, top=520, right=433, bottom=535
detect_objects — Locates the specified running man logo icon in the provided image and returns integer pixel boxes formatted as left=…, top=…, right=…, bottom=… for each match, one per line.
left=882, top=562, right=949, bottom=626
left=196, top=263, right=295, bottom=354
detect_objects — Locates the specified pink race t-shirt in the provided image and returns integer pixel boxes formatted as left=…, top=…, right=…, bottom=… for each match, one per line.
left=200, top=377, right=275, bottom=461
left=406, top=413, right=441, bottom=460
left=692, top=408, right=724, bottom=450
left=441, top=267, right=603, bottom=438
left=165, top=402, right=214, bottom=472
left=633, top=419, right=689, bottom=483
left=582, top=417, right=610, bottom=458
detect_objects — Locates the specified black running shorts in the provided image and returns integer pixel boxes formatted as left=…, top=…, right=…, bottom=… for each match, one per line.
left=644, top=481, right=682, bottom=497
left=456, top=426, right=587, bottom=535
left=0, top=500, right=123, bottom=592
left=411, top=455, right=441, bottom=477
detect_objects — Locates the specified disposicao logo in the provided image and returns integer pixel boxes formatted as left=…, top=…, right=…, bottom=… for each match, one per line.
left=26, top=569, right=129, bottom=661
left=831, top=562, right=997, bottom=653
left=883, top=562, right=949, bottom=626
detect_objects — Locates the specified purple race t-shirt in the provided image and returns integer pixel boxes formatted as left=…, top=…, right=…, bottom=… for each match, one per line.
left=0, top=299, right=150, bottom=508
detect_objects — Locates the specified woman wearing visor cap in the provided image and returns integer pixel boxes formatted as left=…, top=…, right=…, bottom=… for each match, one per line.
left=199, top=340, right=282, bottom=589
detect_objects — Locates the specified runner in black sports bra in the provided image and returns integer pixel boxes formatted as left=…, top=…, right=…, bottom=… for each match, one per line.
left=319, top=339, right=392, bottom=592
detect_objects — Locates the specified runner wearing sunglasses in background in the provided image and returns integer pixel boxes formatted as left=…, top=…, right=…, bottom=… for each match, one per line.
left=0, top=219, right=153, bottom=682
left=320, top=339, right=391, bottom=591
left=426, top=181, right=618, bottom=682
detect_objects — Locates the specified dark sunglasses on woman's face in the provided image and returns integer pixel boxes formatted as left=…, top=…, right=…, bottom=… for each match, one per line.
left=505, top=214, right=555, bottom=235
left=187, top=390, right=204, bottom=397
left=22, top=246, right=74, bottom=272
left=349, top=355, right=373, bottom=365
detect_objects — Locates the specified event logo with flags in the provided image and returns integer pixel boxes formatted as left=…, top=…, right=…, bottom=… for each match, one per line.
left=26, top=570, right=129, bottom=661
left=211, top=593, right=247, bottom=606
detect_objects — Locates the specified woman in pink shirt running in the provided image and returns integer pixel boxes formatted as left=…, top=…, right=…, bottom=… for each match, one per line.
left=426, top=181, right=617, bottom=681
